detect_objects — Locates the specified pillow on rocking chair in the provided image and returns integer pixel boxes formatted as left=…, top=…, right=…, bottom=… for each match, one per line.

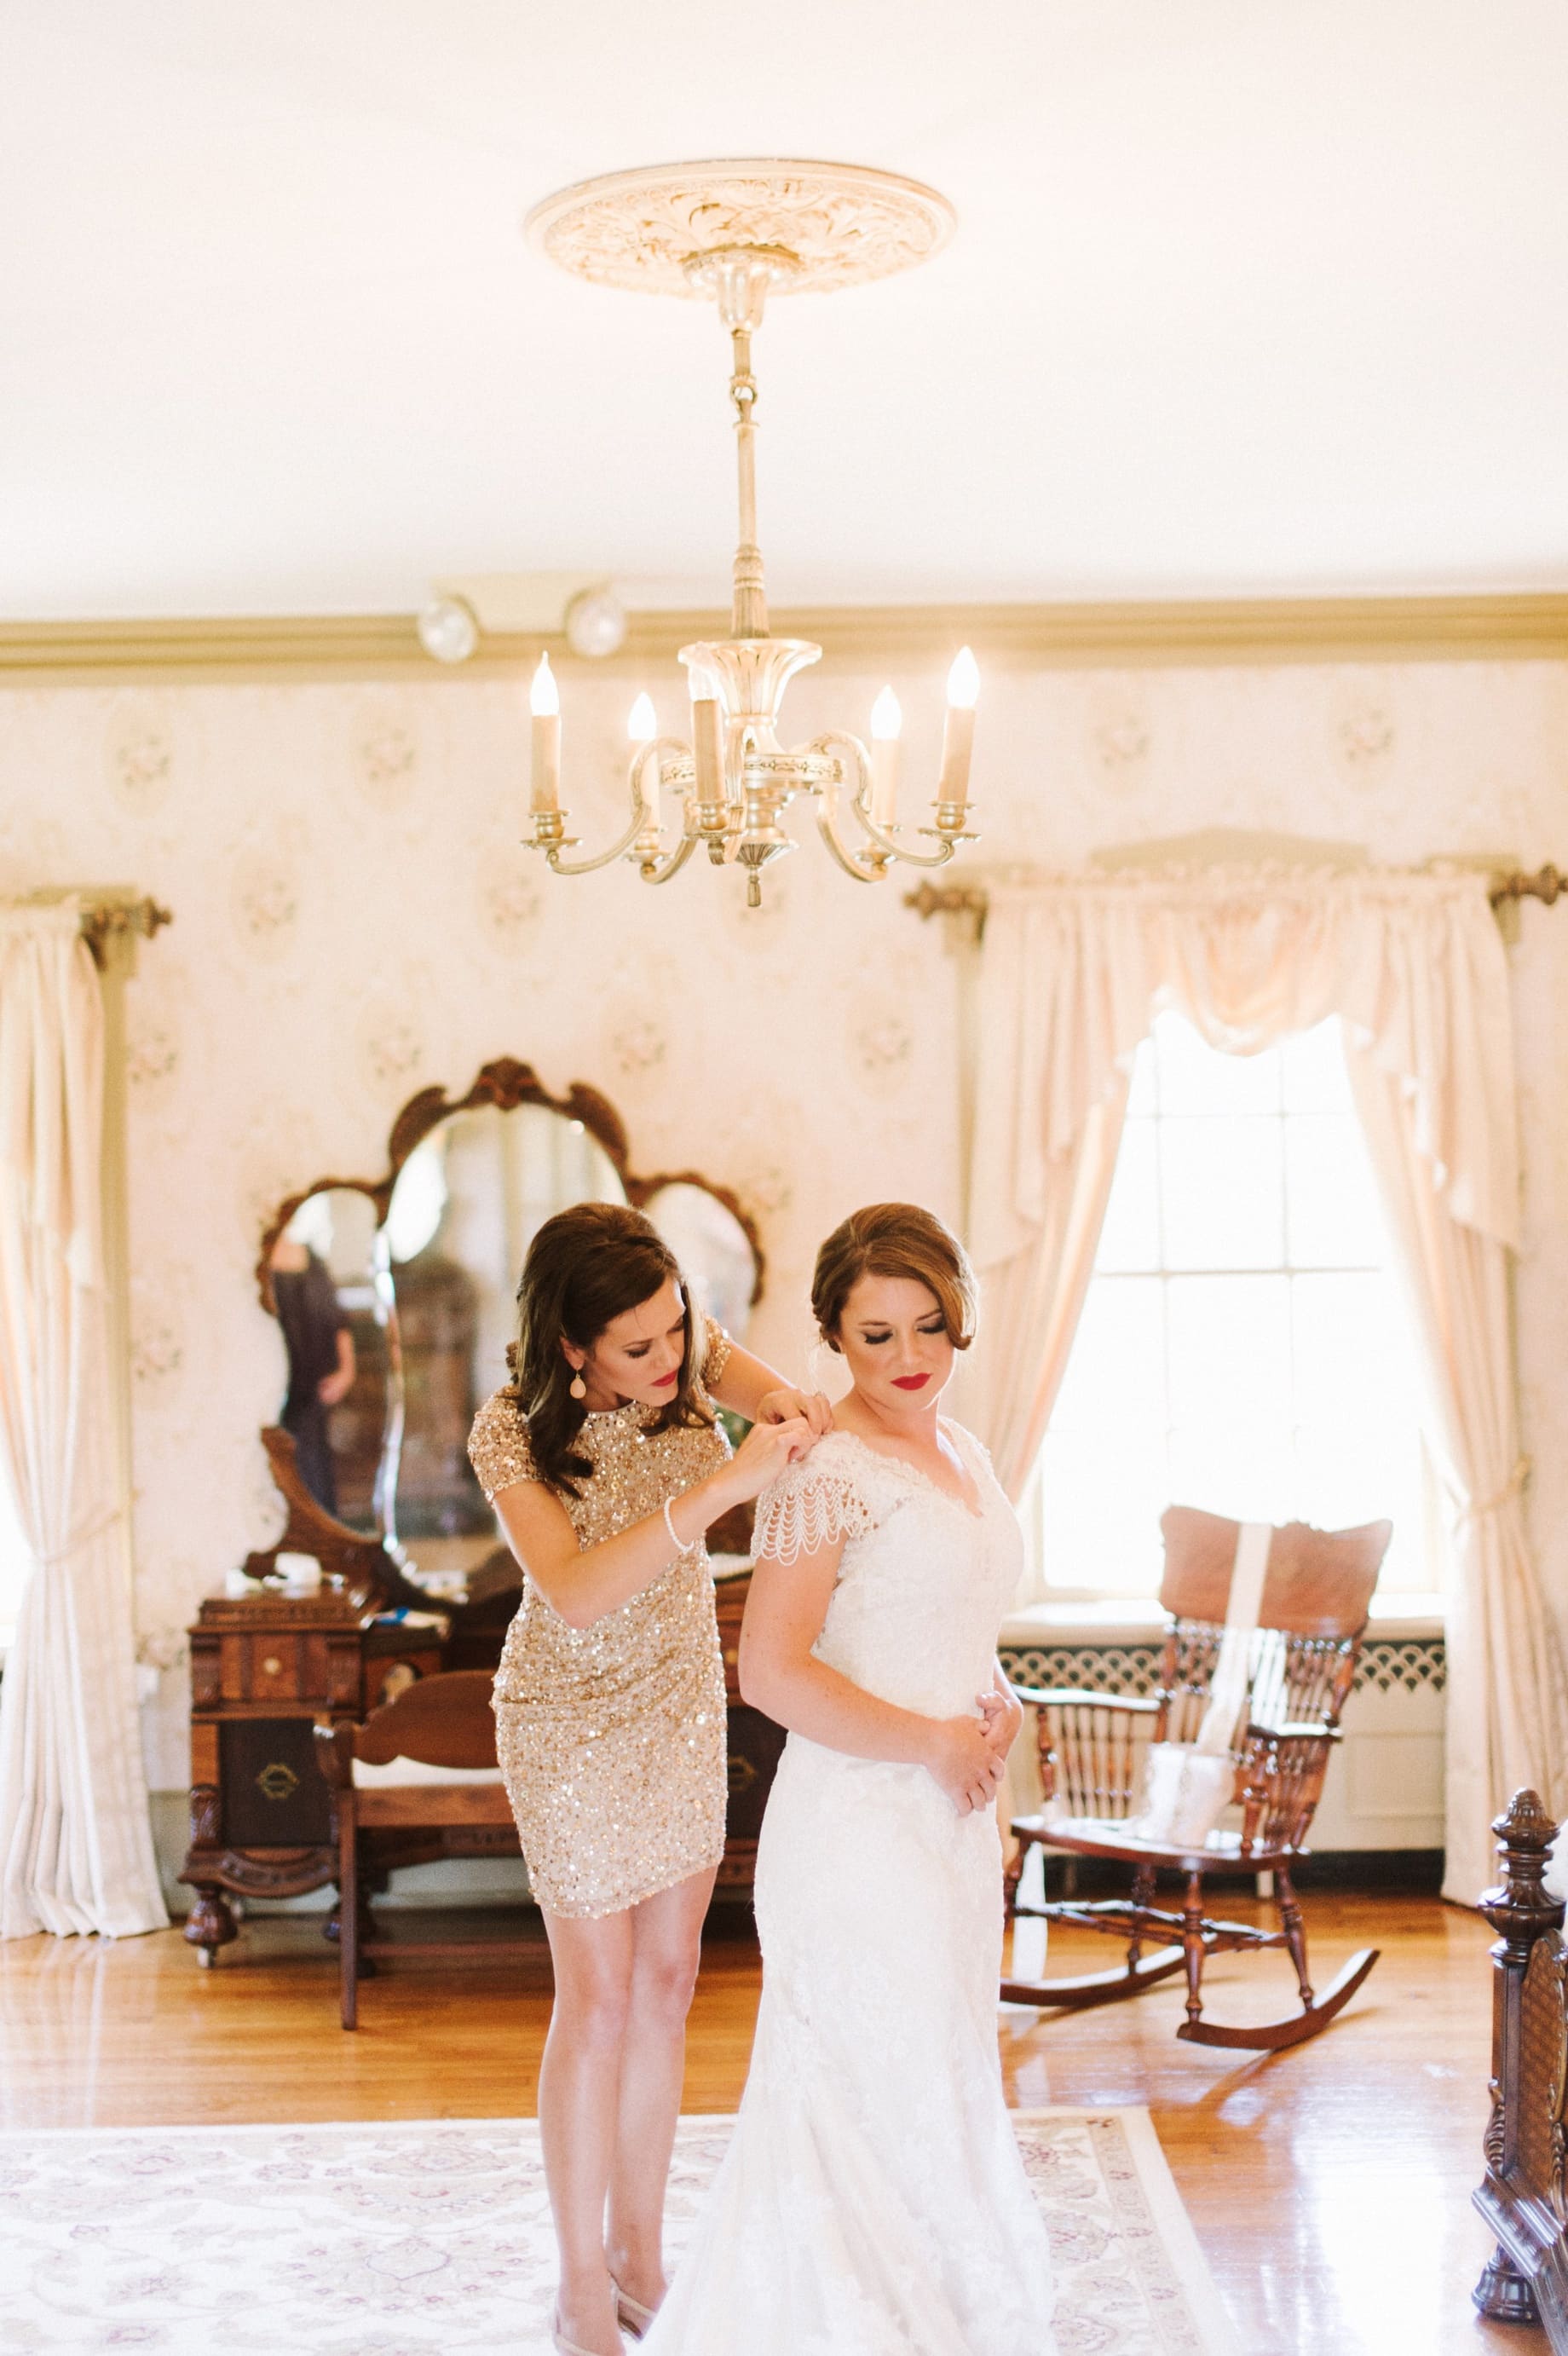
left=1133, top=1741, right=1236, bottom=1850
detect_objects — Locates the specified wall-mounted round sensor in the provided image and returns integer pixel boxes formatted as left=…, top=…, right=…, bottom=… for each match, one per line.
left=418, top=596, right=480, bottom=664
left=564, top=584, right=628, bottom=658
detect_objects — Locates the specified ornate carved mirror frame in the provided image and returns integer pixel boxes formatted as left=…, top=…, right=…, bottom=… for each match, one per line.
left=252, top=1056, right=764, bottom=1597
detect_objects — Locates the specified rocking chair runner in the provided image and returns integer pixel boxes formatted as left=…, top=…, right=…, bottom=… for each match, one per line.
left=1004, top=1505, right=1391, bottom=2050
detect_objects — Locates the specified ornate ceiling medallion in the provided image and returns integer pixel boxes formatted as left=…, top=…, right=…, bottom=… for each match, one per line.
left=524, top=158, right=955, bottom=300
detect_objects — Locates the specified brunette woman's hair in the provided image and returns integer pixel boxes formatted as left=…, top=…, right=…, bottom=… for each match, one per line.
left=810, top=1201, right=978, bottom=1352
left=510, top=1200, right=711, bottom=1495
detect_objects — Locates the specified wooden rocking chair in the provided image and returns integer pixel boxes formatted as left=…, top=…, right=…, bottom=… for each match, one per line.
left=1003, top=1505, right=1391, bottom=2050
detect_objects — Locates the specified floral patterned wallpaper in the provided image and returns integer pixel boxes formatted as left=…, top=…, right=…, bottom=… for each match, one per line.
left=0, top=650, right=1565, bottom=1787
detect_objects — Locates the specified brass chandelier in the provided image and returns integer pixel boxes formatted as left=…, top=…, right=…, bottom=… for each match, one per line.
left=522, top=160, right=980, bottom=909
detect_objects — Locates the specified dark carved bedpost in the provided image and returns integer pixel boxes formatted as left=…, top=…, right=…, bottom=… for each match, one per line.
left=1473, top=1787, right=1566, bottom=2334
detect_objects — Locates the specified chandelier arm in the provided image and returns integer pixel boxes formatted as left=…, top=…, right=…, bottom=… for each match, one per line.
left=631, top=735, right=696, bottom=886
left=537, top=813, right=647, bottom=878
left=640, top=832, right=700, bottom=886
left=858, top=819, right=961, bottom=872
left=805, top=732, right=889, bottom=884
left=527, top=739, right=682, bottom=877
left=803, top=730, right=967, bottom=873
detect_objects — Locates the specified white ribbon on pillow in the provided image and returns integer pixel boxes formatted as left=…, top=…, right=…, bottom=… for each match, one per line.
left=1134, top=1520, right=1271, bottom=1849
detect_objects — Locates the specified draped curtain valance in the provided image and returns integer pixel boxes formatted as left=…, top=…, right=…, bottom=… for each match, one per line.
left=970, top=868, right=1519, bottom=1267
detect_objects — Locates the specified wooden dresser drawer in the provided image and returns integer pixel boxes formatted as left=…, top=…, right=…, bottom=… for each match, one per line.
left=216, top=1631, right=324, bottom=1702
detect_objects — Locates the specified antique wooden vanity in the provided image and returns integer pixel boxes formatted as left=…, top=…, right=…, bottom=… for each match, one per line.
left=180, top=1056, right=775, bottom=1962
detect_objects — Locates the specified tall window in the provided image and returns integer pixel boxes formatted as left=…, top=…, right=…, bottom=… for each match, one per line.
left=1026, top=1010, right=1433, bottom=1600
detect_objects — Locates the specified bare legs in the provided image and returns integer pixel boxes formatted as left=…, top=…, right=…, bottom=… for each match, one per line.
left=606, top=1867, right=717, bottom=2313
left=539, top=1865, right=718, bottom=2354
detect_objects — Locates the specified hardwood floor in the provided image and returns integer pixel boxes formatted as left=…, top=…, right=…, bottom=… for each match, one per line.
left=0, top=1890, right=1533, bottom=2356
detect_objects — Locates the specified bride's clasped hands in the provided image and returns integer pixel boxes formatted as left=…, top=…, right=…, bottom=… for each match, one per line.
left=925, top=1684, right=1020, bottom=1816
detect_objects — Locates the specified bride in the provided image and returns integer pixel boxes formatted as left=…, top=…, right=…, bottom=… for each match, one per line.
left=641, top=1202, right=1058, bottom=2355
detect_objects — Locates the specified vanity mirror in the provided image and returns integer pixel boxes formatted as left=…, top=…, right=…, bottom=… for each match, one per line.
left=258, top=1058, right=764, bottom=1587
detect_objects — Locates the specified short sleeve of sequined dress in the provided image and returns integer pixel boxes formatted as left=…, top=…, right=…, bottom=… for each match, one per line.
left=468, top=1388, right=537, bottom=1500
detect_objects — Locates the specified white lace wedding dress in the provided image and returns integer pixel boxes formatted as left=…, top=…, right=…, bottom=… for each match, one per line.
left=642, top=1423, right=1058, bottom=2356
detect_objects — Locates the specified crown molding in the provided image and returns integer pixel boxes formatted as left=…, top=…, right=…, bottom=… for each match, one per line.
left=2, top=592, right=1566, bottom=683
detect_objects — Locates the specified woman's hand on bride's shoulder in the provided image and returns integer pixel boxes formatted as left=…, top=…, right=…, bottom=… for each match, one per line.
left=723, top=1414, right=815, bottom=1505
left=755, top=1384, right=833, bottom=1438
left=924, top=1717, right=1010, bottom=1816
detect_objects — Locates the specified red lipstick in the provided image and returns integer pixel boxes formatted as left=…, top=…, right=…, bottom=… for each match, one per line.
left=654, top=1371, right=678, bottom=1390
left=891, top=1374, right=931, bottom=1391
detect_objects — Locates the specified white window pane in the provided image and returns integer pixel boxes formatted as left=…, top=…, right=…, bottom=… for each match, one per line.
left=1160, top=1117, right=1284, bottom=1270
left=1168, top=1422, right=1294, bottom=1525
left=1124, top=1034, right=1158, bottom=1117
left=1293, top=1421, right=1422, bottom=1548
left=1167, top=1273, right=1292, bottom=1430
left=1285, top=1116, right=1386, bottom=1268
left=1154, top=1011, right=1282, bottom=1114
left=1052, top=1277, right=1167, bottom=1430
left=1280, top=1018, right=1354, bottom=1113
left=1025, top=1009, right=1441, bottom=1604
left=1035, top=1429, right=1168, bottom=1597
left=1291, top=1272, right=1413, bottom=1430
left=1095, top=1123, right=1161, bottom=1272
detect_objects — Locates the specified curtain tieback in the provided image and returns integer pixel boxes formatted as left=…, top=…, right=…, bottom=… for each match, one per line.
left=1456, top=1458, right=1532, bottom=1527
left=32, top=1505, right=125, bottom=1568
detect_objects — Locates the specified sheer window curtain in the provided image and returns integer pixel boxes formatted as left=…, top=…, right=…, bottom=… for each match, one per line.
left=964, top=868, right=1568, bottom=1901
left=0, top=904, right=166, bottom=1937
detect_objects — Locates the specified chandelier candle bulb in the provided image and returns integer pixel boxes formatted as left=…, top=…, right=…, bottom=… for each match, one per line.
left=691, top=694, right=726, bottom=814
left=869, top=687, right=902, bottom=827
left=937, top=646, right=979, bottom=809
left=628, top=693, right=660, bottom=818
left=528, top=653, right=562, bottom=817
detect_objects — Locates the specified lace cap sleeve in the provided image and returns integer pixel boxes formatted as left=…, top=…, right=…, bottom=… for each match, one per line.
left=468, top=1389, right=539, bottom=1500
left=752, top=1448, right=877, bottom=1567
left=700, top=1314, right=734, bottom=1389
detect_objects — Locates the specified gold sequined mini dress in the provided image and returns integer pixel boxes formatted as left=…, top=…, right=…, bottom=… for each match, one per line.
left=467, top=1328, right=733, bottom=1920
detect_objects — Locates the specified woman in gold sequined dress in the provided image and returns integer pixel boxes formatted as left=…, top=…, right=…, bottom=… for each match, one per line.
left=468, top=1201, right=823, bottom=2356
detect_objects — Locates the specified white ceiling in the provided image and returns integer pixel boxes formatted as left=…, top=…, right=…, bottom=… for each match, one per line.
left=3, top=0, right=1565, bottom=618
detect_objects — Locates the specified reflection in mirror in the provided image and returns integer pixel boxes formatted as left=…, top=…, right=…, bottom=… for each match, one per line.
left=385, top=1104, right=626, bottom=1571
left=644, top=1181, right=758, bottom=1343
left=268, top=1187, right=384, bottom=1534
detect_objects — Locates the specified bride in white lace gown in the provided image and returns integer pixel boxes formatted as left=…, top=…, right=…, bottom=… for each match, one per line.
left=641, top=1205, right=1058, bottom=2356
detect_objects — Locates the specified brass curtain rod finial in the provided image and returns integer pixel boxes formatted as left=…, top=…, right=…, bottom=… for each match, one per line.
left=78, top=897, right=174, bottom=966
left=1490, top=863, right=1565, bottom=909
left=903, top=881, right=990, bottom=921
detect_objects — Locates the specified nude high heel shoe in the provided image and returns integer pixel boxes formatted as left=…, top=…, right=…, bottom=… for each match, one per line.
left=610, top=2278, right=658, bottom=2340
left=552, top=2311, right=619, bottom=2356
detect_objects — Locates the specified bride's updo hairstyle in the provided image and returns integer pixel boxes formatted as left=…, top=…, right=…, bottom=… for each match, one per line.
left=512, top=1200, right=712, bottom=1496
left=811, top=1202, right=978, bottom=1353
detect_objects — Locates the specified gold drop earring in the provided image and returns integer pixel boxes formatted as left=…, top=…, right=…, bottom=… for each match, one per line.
left=568, top=1364, right=588, bottom=1400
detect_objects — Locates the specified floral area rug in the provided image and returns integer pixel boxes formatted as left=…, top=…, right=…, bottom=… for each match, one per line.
left=0, top=2109, right=1238, bottom=2353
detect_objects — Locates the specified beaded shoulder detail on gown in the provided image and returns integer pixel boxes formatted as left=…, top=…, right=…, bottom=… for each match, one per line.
left=751, top=1432, right=881, bottom=1565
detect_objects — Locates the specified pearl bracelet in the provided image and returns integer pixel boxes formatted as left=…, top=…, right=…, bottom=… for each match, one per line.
left=663, top=1495, right=688, bottom=1556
